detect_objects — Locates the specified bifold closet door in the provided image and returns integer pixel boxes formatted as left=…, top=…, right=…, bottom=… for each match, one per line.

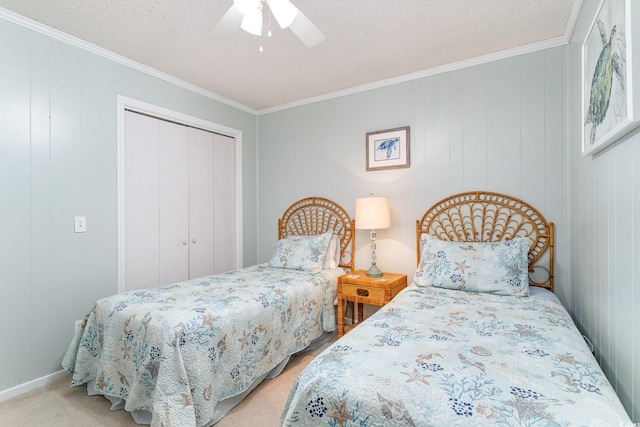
left=123, top=110, right=236, bottom=292
left=124, top=112, right=189, bottom=291
left=188, top=128, right=215, bottom=279
left=125, top=112, right=161, bottom=291
left=158, top=121, right=189, bottom=286
left=188, top=129, right=236, bottom=277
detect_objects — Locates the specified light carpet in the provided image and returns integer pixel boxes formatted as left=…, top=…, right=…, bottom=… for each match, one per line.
left=0, top=337, right=334, bottom=427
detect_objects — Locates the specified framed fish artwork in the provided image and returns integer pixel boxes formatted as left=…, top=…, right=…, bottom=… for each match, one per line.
left=582, top=0, right=640, bottom=156
left=365, top=126, right=410, bottom=171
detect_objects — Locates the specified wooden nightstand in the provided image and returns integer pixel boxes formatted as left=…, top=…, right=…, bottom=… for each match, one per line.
left=337, top=270, right=407, bottom=337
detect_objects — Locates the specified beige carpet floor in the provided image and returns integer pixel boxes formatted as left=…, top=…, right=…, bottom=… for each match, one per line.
left=0, top=337, right=334, bottom=427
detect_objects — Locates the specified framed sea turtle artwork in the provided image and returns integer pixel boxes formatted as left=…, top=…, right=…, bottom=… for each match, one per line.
left=582, top=0, right=640, bottom=156
left=366, top=126, right=410, bottom=171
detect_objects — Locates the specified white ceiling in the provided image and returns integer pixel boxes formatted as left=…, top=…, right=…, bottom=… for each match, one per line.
left=0, top=0, right=580, bottom=112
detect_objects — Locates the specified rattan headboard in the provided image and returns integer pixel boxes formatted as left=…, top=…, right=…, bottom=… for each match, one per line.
left=278, top=197, right=355, bottom=272
left=416, top=191, right=554, bottom=292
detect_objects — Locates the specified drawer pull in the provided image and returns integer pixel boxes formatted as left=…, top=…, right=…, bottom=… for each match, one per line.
left=356, top=288, right=369, bottom=297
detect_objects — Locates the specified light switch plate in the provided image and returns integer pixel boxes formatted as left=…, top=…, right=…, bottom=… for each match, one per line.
left=74, top=216, right=87, bottom=233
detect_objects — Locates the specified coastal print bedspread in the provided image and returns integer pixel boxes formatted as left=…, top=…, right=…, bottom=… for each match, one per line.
left=282, top=285, right=632, bottom=426
left=63, top=264, right=337, bottom=427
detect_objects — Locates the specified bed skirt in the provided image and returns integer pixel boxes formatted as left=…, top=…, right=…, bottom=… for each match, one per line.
left=86, top=330, right=336, bottom=426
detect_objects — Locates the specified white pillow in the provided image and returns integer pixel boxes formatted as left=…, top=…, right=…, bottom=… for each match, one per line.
left=289, top=233, right=340, bottom=269
left=332, top=234, right=342, bottom=268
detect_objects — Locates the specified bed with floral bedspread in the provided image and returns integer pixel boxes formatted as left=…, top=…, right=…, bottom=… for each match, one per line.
left=63, top=196, right=356, bottom=427
left=282, top=192, right=632, bottom=426
left=63, top=264, right=340, bottom=427
left=281, top=284, right=631, bottom=426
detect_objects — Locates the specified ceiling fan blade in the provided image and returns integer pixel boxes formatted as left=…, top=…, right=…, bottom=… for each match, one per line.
left=213, top=4, right=244, bottom=39
left=289, top=9, right=325, bottom=47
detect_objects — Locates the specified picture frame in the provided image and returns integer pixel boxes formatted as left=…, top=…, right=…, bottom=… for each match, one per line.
left=366, top=126, right=410, bottom=171
left=582, top=0, right=640, bottom=156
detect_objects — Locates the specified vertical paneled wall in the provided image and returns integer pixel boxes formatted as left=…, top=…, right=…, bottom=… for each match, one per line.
left=257, top=46, right=567, bottom=301
left=568, top=0, right=639, bottom=420
left=0, top=17, right=257, bottom=395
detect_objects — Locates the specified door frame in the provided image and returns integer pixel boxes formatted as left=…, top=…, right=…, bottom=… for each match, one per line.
left=116, top=95, right=243, bottom=293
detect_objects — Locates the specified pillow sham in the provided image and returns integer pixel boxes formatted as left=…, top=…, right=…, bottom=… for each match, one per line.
left=269, top=231, right=333, bottom=270
left=288, top=233, right=341, bottom=269
left=414, top=234, right=531, bottom=296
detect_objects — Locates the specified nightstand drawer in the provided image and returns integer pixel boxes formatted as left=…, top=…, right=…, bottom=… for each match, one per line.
left=341, top=283, right=385, bottom=302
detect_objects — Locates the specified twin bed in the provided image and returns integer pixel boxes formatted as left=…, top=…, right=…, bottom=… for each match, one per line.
left=63, top=192, right=632, bottom=426
left=280, top=192, right=632, bottom=426
left=63, top=197, right=355, bottom=427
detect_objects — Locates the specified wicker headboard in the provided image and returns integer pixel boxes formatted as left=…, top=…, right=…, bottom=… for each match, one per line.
left=278, top=197, right=355, bottom=272
left=416, top=191, right=554, bottom=292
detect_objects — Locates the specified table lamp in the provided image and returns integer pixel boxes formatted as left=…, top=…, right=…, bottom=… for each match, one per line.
left=355, top=194, right=391, bottom=277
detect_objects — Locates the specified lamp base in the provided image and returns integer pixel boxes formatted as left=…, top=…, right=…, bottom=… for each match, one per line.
left=365, top=263, right=383, bottom=278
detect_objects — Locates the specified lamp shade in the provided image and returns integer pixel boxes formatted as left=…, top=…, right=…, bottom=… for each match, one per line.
left=355, top=196, right=391, bottom=230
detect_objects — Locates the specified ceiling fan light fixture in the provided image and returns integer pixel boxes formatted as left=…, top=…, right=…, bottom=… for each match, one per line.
left=240, top=8, right=263, bottom=35
left=233, top=0, right=256, bottom=15
left=216, top=0, right=324, bottom=48
left=268, top=0, right=297, bottom=29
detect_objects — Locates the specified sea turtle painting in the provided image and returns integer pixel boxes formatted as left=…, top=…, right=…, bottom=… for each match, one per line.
left=584, top=19, right=626, bottom=146
left=375, top=137, right=400, bottom=160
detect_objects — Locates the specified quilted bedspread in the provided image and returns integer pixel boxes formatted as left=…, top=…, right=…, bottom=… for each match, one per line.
left=282, top=285, right=632, bottom=426
left=63, top=264, right=337, bottom=427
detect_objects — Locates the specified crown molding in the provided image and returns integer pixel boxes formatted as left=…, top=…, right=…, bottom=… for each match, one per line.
left=563, top=0, right=583, bottom=41
left=1, top=5, right=576, bottom=117
left=0, top=7, right=257, bottom=115
left=258, top=35, right=570, bottom=115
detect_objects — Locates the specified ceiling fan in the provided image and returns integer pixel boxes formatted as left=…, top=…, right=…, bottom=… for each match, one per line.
left=214, top=0, right=325, bottom=47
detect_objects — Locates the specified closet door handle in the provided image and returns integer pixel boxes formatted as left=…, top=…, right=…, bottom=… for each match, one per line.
left=183, top=241, right=187, bottom=245
left=192, top=239, right=197, bottom=244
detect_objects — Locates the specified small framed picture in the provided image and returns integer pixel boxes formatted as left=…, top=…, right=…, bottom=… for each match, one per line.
left=366, top=126, right=410, bottom=171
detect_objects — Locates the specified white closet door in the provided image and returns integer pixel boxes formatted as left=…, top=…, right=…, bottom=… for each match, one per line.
left=188, top=127, right=216, bottom=279
left=158, top=121, right=189, bottom=286
left=213, top=134, right=236, bottom=273
left=122, top=109, right=237, bottom=292
left=124, top=112, right=160, bottom=291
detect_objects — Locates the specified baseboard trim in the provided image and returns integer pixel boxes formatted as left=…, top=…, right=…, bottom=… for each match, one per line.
left=0, top=370, right=70, bottom=403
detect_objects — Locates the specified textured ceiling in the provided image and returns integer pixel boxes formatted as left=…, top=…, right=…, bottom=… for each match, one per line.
left=0, top=0, right=579, bottom=111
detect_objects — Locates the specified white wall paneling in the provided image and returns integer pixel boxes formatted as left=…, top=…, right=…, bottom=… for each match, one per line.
left=0, top=14, right=255, bottom=399
left=258, top=48, right=566, bottom=290
left=487, top=57, right=522, bottom=197
left=461, top=66, right=488, bottom=189
left=568, top=0, right=639, bottom=420
left=0, top=18, right=32, bottom=389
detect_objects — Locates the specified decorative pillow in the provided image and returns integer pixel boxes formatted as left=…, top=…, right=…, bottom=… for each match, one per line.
left=269, top=231, right=333, bottom=270
left=327, top=234, right=340, bottom=269
left=332, top=234, right=342, bottom=268
left=288, top=233, right=341, bottom=269
left=414, top=234, right=531, bottom=296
